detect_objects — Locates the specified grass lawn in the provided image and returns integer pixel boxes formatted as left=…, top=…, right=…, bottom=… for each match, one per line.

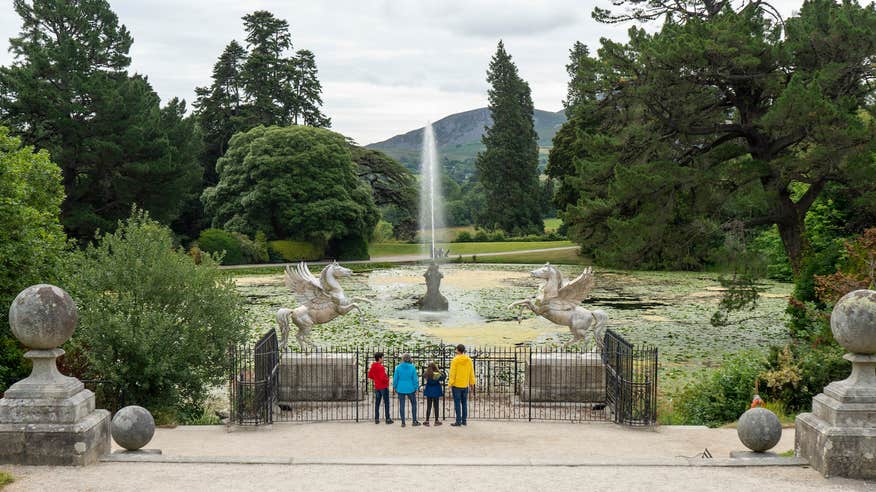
left=369, top=240, right=574, bottom=257
left=543, top=217, right=562, bottom=232
left=461, top=246, right=586, bottom=265
left=0, top=472, right=13, bottom=489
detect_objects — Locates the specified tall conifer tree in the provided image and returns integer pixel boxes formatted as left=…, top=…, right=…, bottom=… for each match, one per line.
left=475, top=41, right=543, bottom=235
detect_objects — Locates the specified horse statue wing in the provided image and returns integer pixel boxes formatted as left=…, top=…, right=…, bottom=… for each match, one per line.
left=552, top=266, right=596, bottom=308
left=284, top=262, right=330, bottom=305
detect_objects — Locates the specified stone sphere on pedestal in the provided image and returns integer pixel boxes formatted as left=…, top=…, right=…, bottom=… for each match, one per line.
left=831, top=289, right=876, bottom=354
left=111, top=406, right=155, bottom=451
left=737, top=407, right=782, bottom=452
left=8, top=284, right=77, bottom=349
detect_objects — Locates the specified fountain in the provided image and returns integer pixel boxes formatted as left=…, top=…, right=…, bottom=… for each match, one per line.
left=418, top=122, right=448, bottom=311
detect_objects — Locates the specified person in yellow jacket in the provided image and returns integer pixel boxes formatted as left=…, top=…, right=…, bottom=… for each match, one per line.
left=448, top=344, right=475, bottom=426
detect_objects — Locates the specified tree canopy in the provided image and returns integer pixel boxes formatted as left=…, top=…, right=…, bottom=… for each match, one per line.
left=550, top=0, right=876, bottom=272
left=350, top=146, right=418, bottom=240
left=475, top=41, right=544, bottom=235
left=0, top=0, right=200, bottom=240
left=201, top=125, right=379, bottom=252
left=0, top=126, right=67, bottom=393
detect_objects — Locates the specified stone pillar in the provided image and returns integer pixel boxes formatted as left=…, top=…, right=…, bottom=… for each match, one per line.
left=0, top=284, right=111, bottom=465
left=520, top=353, right=606, bottom=402
left=795, top=289, right=876, bottom=479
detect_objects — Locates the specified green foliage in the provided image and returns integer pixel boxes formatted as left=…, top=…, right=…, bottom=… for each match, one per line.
left=197, top=229, right=244, bottom=265
left=194, top=11, right=329, bottom=185
left=269, top=240, right=324, bottom=261
left=751, top=227, right=793, bottom=281
left=0, top=1, right=201, bottom=240
left=371, top=220, right=394, bottom=242
left=202, top=125, right=379, bottom=246
left=475, top=41, right=544, bottom=236
left=553, top=0, right=876, bottom=274
left=0, top=126, right=67, bottom=393
left=674, top=352, right=767, bottom=427
left=758, top=343, right=850, bottom=413
left=351, top=146, right=417, bottom=240
left=455, top=231, right=473, bottom=242
left=328, top=235, right=370, bottom=261
left=61, top=209, right=248, bottom=420
left=0, top=471, right=13, bottom=488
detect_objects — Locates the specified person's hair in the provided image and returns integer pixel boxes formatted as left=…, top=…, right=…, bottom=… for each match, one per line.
left=402, top=353, right=412, bottom=363
left=426, top=362, right=438, bottom=379
left=374, top=352, right=383, bottom=361
left=456, top=344, right=466, bottom=354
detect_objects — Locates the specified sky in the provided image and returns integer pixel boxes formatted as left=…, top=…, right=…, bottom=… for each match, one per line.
left=0, top=0, right=805, bottom=145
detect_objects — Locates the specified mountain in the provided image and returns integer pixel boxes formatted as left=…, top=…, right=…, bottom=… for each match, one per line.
left=366, top=107, right=566, bottom=173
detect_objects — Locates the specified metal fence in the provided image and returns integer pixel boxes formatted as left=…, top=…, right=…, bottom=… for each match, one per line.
left=229, top=329, right=657, bottom=427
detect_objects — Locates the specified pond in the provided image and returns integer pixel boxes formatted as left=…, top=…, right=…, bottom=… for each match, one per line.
left=234, top=263, right=792, bottom=391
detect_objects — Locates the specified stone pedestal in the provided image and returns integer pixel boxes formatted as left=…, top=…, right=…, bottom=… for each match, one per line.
left=0, top=284, right=111, bottom=466
left=0, top=350, right=111, bottom=466
left=520, top=353, right=605, bottom=402
left=795, top=289, right=876, bottom=479
left=278, top=353, right=360, bottom=402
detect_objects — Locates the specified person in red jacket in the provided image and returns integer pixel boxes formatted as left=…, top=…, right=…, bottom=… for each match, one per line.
left=368, top=352, right=393, bottom=424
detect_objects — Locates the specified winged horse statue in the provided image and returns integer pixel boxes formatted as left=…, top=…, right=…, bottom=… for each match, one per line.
left=508, top=264, right=608, bottom=348
left=276, top=261, right=370, bottom=349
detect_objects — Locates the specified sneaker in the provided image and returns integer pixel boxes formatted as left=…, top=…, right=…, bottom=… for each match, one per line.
left=423, top=421, right=430, bottom=427
left=412, top=421, right=421, bottom=427
left=434, top=421, right=442, bottom=426
left=385, top=419, right=393, bottom=424
left=450, top=422, right=462, bottom=427
left=401, top=422, right=406, bottom=428
left=462, top=421, right=467, bottom=426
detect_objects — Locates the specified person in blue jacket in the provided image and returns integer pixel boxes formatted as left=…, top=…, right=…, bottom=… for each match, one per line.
left=392, top=353, right=420, bottom=427
left=422, top=362, right=446, bottom=426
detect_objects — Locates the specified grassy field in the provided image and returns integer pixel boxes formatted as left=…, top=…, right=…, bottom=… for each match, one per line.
left=460, top=247, right=585, bottom=265
left=369, top=240, right=574, bottom=257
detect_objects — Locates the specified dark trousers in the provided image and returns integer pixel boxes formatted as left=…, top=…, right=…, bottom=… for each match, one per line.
left=374, top=388, right=389, bottom=421
left=426, top=397, right=440, bottom=422
left=452, top=387, right=468, bottom=424
left=398, top=392, right=417, bottom=423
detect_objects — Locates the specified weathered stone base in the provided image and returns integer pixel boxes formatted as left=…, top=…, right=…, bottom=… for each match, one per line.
left=795, top=413, right=876, bottom=479
left=0, top=409, right=111, bottom=466
left=521, top=353, right=605, bottom=402
left=279, top=353, right=361, bottom=402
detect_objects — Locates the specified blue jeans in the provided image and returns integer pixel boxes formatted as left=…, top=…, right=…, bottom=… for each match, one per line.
left=398, top=392, right=417, bottom=423
left=452, top=387, right=468, bottom=424
left=374, top=388, right=390, bottom=421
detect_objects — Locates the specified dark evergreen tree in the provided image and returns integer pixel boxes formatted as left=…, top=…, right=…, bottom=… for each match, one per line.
left=291, top=49, right=331, bottom=127
left=241, top=10, right=292, bottom=126
left=553, top=0, right=876, bottom=273
left=0, top=0, right=200, bottom=240
left=351, top=146, right=417, bottom=240
left=475, top=41, right=543, bottom=235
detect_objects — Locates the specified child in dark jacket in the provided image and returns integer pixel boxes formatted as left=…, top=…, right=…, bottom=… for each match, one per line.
left=422, top=362, right=445, bottom=426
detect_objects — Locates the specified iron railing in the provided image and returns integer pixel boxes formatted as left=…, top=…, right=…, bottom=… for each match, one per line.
left=229, top=329, right=658, bottom=426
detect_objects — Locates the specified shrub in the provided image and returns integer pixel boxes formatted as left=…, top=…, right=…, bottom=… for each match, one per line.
left=196, top=228, right=243, bottom=265
left=269, top=240, right=324, bottom=261
left=61, top=209, right=248, bottom=422
left=371, top=220, right=394, bottom=242
left=328, top=235, right=370, bottom=261
left=489, top=230, right=506, bottom=242
left=759, top=342, right=850, bottom=413
left=0, top=127, right=67, bottom=394
left=473, top=230, right=490, bottom=242
left=674, top=351, right=767, bottom=427
left=234, top=231, right=269, bottom=264
left=454, top=231, right=473, bottom=242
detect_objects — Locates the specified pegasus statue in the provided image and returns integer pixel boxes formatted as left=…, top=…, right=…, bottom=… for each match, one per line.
left=276, top=261, right=371, bottom=349
left=508, top=264, right=608, bottom=348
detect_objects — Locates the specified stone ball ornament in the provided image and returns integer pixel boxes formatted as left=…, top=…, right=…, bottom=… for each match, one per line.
left=830, top=289, right=876, bottom=355
left=111, top=406, right=156, bottom=451
left=737, top=407, right=782, bottom=452
left=8, top=284, right=78, bottom=349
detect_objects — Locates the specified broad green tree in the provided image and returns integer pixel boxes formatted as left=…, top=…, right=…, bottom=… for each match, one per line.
left=0, top=0, right=200, bottom=240
left=553, top=0, right=876, bottom=273
left=0, top=126, right=67, bottom=393
left=202, top=126, right=379, bottom=257
left=475, top=41, right=543, bottom=235
left=351, top=146, right=418, bottom=240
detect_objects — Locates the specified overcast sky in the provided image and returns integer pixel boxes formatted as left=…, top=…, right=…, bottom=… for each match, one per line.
left=0, top=0, right=804, bottom=145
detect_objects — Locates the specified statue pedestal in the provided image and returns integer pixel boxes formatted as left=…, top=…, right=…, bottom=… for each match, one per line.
left=278, top=353, right=361, bottom=402
left=795, top=353, right=876, bottom=479
left=0, top=349, right=111, bottom=465
left=520, top=353, right=605, bottom=402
